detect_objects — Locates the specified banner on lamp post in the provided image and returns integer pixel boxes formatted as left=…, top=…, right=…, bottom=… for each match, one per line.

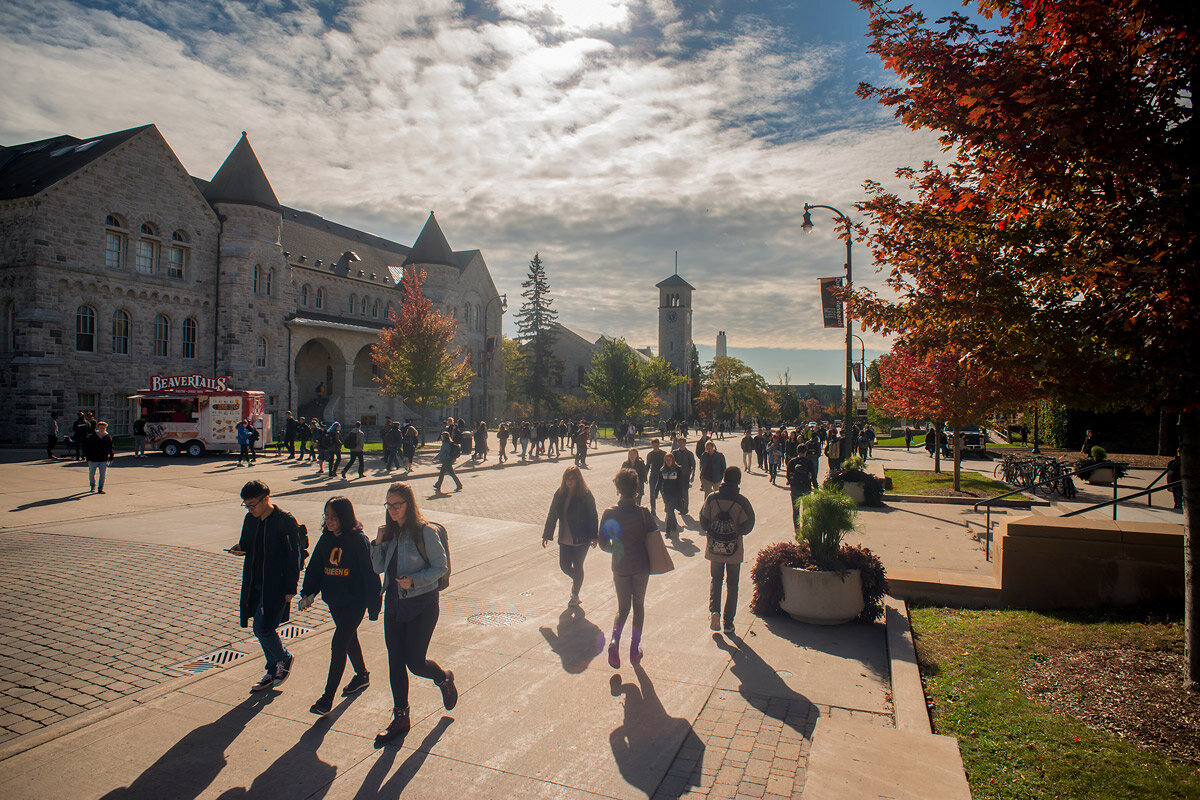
left=852, top=362, right=861, bottom=383
left=819, top=277, right=844, bottom=328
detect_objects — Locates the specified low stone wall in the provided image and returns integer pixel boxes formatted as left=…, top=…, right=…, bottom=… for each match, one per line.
left=995, top=515, right=1184, bottom=609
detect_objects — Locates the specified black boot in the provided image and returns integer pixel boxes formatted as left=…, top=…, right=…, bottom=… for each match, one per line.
left=374, top=706, right=410, bottom=747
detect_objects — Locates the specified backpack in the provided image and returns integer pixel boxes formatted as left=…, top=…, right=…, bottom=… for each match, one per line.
left=457, top=429, right=472, bottom=455
left=449, top=435, right=462, bottom=459
left=707, top=499, right=742, bottom=557
left=412, top=522, right=451, bottom=590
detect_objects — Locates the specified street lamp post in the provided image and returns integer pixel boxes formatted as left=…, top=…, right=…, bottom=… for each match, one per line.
left=482, top=292, right=507, bottom=423
left=802, top=203, right=854, bottom=433
left=852, top=333, right=867, bottom=404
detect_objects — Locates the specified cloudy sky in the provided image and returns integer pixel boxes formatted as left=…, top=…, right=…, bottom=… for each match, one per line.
left=0, top=0, right=966, bottom=384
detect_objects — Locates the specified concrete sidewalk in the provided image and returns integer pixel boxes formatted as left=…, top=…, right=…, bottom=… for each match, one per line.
left=0, top=445, right=971, bottom=799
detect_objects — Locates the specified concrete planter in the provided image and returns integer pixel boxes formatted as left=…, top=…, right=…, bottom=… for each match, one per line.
left=1086, top=466, right=1114, bottom=485
left=842, top=481, right=866, bottom=504
left=779, top=566, right=864, bottom=625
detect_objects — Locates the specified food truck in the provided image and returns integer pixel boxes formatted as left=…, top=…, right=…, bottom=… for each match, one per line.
left=129, top=374, right=271, bottom=456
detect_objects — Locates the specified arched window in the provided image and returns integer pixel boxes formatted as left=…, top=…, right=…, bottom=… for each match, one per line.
left=111, top=310, right=130, bottom=355
left=104, top=215, right=126, bottom=271
left=372, top=299, right=379, bottom=318
left=153, top=314, right=170, bottom=357
left=182, top=318, right=197, bottom=359
left=75, top=306, right=96, bottom=352
left=266, top=268, right=274, bottom=296
left=140, top=223, right=156, bottom=235
left=256, top=337, right=268, bottom=368
left=361, top=296, right=368, bottom=315
left=300, top=284, right=310, bottom=306
left=167, top=231, right=188, bottom=278
left=349, top=293, right=357, bottom=313
left=385, top=302, right=395, bottom=321
left=475, top=304, right=482, bottom=332
left=135, top=227, right=157, bottom=274
left=316, top=287, right=325, bottom=309
left=253, top=265, right=261, bottom=294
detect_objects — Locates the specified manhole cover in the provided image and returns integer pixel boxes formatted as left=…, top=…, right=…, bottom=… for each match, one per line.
left=467, top=612, right=527, bottom=627
left=171, top=648, right=247, bottom=675
left=277, top=624, right=313, bottom=639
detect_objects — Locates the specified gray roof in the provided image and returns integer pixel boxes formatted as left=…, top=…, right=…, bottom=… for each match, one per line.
left=0, top=124, right=152, bottom=200
left=402, top=212, right=459, bottom=268
left=203, top=132, right=280, bottom=210
left=656, top=273, right=695, bottom=290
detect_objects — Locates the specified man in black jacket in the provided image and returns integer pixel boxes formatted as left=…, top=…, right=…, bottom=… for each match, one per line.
left=284, top=411, right=298, bottom=458
left=228, top=481, right=303, bottom=692
left=672, top=437, right=696, bottom=514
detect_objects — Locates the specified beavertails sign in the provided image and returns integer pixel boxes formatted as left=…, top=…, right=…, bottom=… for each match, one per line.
left=149, top=374, right=232, bottom=393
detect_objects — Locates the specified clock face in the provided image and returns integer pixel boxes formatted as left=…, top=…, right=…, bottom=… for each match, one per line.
left=666, top=310, right=678, bottom=323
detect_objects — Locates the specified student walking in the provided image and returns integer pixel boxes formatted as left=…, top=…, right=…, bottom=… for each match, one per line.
left=645, top=439, right=666, bottom=515
left=236, top=419, right=257, bottom=466
left=47, top=411, right=60, bottom=459
left=622, top=448, right=648, bottom=504
left=84, top=421, right=115, bottom=493
left=542, top=466, right=599, bottom=607
left=370, top=483, right=457, bottom=747
left=432, top=431, right=462, bottom=493
left=599, top=467, right=659, bottom=668
left=497, top=422, right=510, bottom=463
left=227, top=481, right=304, bottom=692
left=699, top=467, right=755, bottom=635
left=299, top=497, right=381, bottom=715
left=132, top=414, right=147, bottom=457
left=659, top=452, right=685, bottom=536
left=341, top=421, right=366, bottom=479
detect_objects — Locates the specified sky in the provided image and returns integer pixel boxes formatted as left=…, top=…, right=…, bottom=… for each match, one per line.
left=0, top=0, right=973, bottom=384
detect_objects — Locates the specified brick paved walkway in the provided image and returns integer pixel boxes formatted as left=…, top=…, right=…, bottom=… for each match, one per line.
left=0, top=530, right=330, bottom=744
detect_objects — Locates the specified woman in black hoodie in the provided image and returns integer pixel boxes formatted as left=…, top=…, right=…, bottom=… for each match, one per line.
left=299, top=496, right=382, bottom=716
left=542, top=466, right=599, bottom=607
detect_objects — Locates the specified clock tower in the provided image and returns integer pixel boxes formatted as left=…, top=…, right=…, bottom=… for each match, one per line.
left=657, top=272, right=695, bottom=417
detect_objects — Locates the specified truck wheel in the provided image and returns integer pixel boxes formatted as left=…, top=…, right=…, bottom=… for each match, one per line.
left=186, top=441, right=206, bottom=458
left=162, top=441, right=181, bottom=457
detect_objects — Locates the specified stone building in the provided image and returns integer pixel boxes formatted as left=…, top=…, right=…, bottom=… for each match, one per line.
left=550, top=322, right=650, bottom=398
left=0, top=124, right=504, bottom=444
left=657, top=271, right=694, bottom=416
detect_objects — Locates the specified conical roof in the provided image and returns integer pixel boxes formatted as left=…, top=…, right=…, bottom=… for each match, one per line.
left=204, top=132, right=280, bottom=210
left=402, top=212, right=459, bottom=268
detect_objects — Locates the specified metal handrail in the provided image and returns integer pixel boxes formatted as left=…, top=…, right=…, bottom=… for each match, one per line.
left=973, top=460, right=1119, bottom=561
left=1143, top=466, right=1171, bottom=506
left=1061, top=480, right=1181, bottom=517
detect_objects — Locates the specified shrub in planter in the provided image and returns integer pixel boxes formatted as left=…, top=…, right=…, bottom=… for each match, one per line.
left=822, top=459, right=885, bottom=506
left=1073, top=456, right=1129, bottom=481
left=749, top=490, right=887, bottom=623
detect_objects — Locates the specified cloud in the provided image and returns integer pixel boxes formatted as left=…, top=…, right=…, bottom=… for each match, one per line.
left=0, top=0, right=939, bottom=373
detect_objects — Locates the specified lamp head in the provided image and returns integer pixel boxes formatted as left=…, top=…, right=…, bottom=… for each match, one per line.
left=801, top=209, right=813, bottom=234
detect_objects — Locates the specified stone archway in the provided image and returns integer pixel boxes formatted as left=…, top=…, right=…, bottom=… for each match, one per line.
left=294, top=337, right=346, bottom=421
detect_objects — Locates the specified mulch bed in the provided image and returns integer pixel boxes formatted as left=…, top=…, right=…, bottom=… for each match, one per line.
left=1021, top=647, right=1200, bottom=764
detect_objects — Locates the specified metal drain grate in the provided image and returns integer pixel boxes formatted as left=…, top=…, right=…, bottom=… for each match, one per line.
left=171, top=648, right=247, bottom=675
left=277, top=624, right=313, bottom=639
left=467, top=612, right=527, bottom=627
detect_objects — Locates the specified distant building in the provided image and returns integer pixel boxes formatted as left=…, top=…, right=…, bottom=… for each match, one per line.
left=0, top=124, right=504, bottom=443
left=716, top=330, right=727, bottom=359
left=549, top=322, right=649, bottom=398
left=657, top=272, right=694, bottom=416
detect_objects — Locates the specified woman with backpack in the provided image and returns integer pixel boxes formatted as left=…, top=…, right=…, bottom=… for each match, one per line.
left=699, top=467, right=755, bottom=635
left=542, top=466, right=599, bottom=608
left=298, top=496, right=381, bottom=716
left=370, top=482, right=457, bottom=746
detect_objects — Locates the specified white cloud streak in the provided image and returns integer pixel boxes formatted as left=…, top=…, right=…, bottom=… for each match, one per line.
left=0, top=0, right=941, bottom=367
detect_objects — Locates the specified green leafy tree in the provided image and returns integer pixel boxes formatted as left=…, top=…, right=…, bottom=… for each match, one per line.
left=584, top=337, right=683, bottom=421
left=689, top=343, right=703, bottom=415
left=372, top=266, right=473, bottom=444
left=514, top=252, right=562, bottom=416
left=501, top=335, right=528, bottom=408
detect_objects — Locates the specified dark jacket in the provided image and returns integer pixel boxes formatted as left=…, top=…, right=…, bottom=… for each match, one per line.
left=645, top=448, right=665, bottom=476
left=698, top=450, right=727, bottom=484
left=543, top=488, right=599, bottom=543
left=599, top=500, right=654, bottom=577
left=671, top=447, right=695, bottom=482
left=237, top=507, right=302, bottom=628
left=301, top=527, right=382, bottom=618
left=83, top=432, right=114, bottom=462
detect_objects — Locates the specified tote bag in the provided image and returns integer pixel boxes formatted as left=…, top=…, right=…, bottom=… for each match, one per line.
left=641, top=508, right=675, bottom=575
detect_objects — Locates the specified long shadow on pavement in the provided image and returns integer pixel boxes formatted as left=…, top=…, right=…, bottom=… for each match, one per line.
left=97, top=695, right=274, bottom=800
left=351, top=716, right=454, bottom=799
left=713, top=630, right=819, bottom=738
left=9, top=491, right=92, bottom=511
left=539, top=607, right=605, bottom=674
left=609, top=665, right=704, bottom=798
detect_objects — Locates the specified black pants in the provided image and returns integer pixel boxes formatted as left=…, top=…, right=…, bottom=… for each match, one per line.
left=285, top=437, right=295, bottom=457
left=328, top=450, right=341, bottom=475
left=343, top=451, right=364, bottom=476
left=558, top=543, right=589, bottom=596
left=384, top=594, right=446, bottom=709
left=239, top=442, right=254, bottom=463
left=47, top=435, right=57, bottom=458
left=709, top=561, right=740, bottom=625
left=324, top=603, right=367, bottom=697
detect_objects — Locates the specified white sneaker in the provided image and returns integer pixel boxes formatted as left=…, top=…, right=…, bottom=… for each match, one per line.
left=710, top=612, right=721, bottom=631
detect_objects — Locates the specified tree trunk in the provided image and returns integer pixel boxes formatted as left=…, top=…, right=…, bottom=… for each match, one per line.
left=952, top=423, right=962, bottom=492
left=1182, top=407, right=1198, bottom=691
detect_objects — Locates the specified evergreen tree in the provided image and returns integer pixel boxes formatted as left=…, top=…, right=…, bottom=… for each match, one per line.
left=514, top=253, right=562, bottom=417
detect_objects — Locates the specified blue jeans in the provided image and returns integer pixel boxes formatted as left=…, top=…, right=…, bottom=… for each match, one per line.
left=434, top=460, right=461, bottom=491
left=252, top=598, right=290, bottom=672
left=87, top=462, right=108, bottom=490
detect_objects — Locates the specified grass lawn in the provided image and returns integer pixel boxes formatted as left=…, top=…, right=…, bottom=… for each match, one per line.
left=877, top=434, right=926, bottom=447
left=885, top=467, right=1010, bottom=497
left=910, top=607, right=1200, bottom=799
